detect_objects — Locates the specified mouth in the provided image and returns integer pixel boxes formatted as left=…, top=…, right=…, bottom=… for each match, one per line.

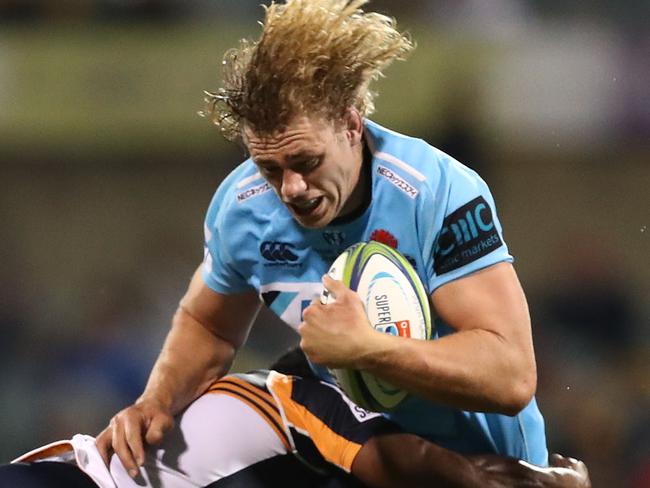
left=288, top=196, right=324, bottom=216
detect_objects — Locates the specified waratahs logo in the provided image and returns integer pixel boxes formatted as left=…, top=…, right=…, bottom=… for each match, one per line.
left=370, top=229, right=398, bottom=249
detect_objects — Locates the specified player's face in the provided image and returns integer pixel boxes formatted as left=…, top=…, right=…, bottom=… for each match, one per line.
left=244, top=111, right=365, bottom=228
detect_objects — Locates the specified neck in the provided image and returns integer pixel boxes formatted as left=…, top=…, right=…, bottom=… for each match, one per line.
left=332, top=140, right=371, bottom=224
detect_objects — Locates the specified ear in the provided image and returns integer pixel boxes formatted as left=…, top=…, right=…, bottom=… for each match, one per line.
left=343, top=107, right=364, bottom=146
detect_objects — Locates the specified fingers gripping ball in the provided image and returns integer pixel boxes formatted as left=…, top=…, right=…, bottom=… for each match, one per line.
left=320, top=241, right=432, bottom=412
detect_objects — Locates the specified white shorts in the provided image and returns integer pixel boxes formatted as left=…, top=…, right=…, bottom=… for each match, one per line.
left=14, top=394, right=287, bottom=488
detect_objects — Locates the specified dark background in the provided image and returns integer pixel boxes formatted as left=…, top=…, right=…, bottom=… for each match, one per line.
left=1, top=1, right=648, bottom=486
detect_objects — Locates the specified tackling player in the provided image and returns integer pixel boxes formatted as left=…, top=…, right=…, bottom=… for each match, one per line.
left=4, top=367, right=589, bottom=487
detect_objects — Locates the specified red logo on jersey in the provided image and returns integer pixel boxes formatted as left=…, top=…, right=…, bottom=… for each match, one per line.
left=370, top=229, right=398, bottom=249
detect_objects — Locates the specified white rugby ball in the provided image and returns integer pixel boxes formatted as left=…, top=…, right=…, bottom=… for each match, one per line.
left=320, top=241, right=432, bottom=412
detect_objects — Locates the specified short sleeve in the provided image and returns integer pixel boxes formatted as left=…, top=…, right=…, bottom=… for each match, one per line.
left=201, top=186, right=253, bottom=294
left=425, top=161, right=513, bottom=292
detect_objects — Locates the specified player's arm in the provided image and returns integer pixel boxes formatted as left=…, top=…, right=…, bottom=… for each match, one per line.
left=365, top=261, right=535, bottom=414
left=300, top=263, right=534, bottom=414
left=140, top=265, right=260, bottom=413
left=96, top=265, right=261, bottom=476
left=353, top=434, right=591, bottom=488
left=427, top=261, right=535, bottom=412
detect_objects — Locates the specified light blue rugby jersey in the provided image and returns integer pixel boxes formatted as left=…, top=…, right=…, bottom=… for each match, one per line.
left=202, top=120, right=548, bottom=465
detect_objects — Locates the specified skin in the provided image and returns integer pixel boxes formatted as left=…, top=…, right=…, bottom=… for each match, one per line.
left=354, top=435, right=591, bottom=488
left=243, top=108, right=366, bottom=228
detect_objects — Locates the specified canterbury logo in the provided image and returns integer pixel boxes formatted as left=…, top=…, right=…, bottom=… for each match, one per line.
left=260, top=241, right=299, bottom=262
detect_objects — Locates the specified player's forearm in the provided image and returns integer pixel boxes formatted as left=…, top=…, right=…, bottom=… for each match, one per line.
left=468, top=454, right=592, bottom=487
left=355, top=434, right=484, bottom=488
left=357, top=327, right=536, bottom=414
left=138, top=307, right=236, bottom=415
left=355, top=434, right=590, bottom=488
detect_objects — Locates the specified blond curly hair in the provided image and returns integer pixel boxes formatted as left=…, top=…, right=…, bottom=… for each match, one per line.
left=202, top=0, right=414, bottom=141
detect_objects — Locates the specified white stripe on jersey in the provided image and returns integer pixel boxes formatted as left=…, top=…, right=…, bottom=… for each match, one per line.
left=203, top=222, right=213, bottom=243
left=258, top=281, right=323, bottom=330
left=236, top=171, right=263, bottom=189
left=364, top=122, right=426, bottom=183
left=374, top=151, right=426, bottom=182
left=266, top=371, right=297, bottom=450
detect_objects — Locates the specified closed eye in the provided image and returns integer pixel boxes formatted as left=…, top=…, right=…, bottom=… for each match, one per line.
left=258, top=164, right=281, bottom=177
left=294, top=158, right=321, bottom=173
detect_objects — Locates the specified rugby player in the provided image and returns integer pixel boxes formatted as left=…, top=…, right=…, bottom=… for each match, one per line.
left=99, top=0, right=557, bottom=478
left=4, top=368, right=589, bottom=487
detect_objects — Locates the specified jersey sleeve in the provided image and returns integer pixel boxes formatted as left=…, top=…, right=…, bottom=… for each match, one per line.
left=201, top=181, right=253, bottom=294
left=423, top=159, right=513, bottom=292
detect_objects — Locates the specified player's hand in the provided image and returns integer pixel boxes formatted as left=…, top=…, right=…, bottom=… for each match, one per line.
left=470, top=452, right=591, bottom=488
left=299, top=274, right=378, bottom=368
left=96, top=399, right=174, bottom=478
left=546, top=453, right=591, bottom=487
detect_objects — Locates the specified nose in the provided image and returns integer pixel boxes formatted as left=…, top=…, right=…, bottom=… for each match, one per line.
left=280, top=169, right=308, bottom=200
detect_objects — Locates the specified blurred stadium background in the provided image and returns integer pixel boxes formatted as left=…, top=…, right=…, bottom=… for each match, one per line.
left=0, top=1, right=648, bottom=486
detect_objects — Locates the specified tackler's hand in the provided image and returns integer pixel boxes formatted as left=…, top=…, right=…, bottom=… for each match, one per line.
left=546, top=454, right=591, bottom=488
left=299, top=274, right=380, bottom=369
left=469, top=452, right=591, bottom=488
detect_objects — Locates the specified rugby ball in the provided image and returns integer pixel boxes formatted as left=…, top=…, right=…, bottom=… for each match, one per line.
left=320, top=241, right=432, bottom=412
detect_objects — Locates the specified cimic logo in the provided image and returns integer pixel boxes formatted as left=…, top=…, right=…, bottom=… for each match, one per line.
left=434, top=196, right=503, bottom=275
left=436, top=199, right=494, bottom=256
left=260, top=241, right=299, bottom=262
